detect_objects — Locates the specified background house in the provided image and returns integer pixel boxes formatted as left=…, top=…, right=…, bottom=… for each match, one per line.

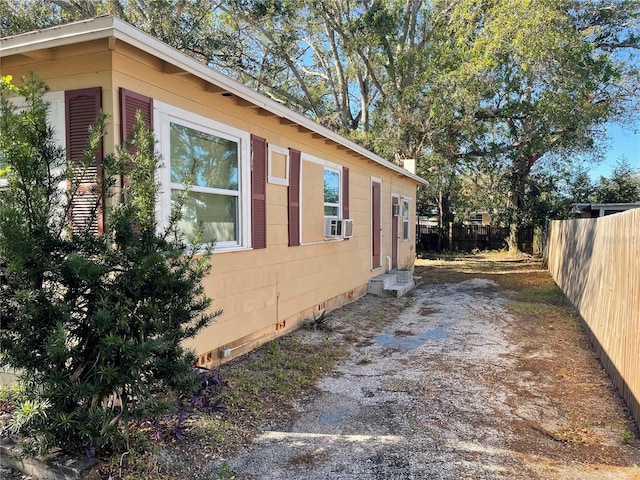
left=0, top=17, right=426, bottom=365
left=464, top=211, right=492, bottom=226
left=570, top=202, right=640, bottom=218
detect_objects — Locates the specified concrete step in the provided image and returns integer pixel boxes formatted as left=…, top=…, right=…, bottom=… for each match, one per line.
left=367, top=273, right=398, bottom=295
left=384, top=279, right=415, bottom=297
left=389, top=269, right=413, bottom=283
left=368, top=270, right=418, bottom=297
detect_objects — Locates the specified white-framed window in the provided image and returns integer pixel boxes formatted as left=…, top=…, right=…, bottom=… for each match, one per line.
left=268, top=144, right=289, bottom=186
left=402, top=198, right=411, bottom=241
left=155, top=101, right=251, bottom=251
left=323, top=166, right=341, bottom=218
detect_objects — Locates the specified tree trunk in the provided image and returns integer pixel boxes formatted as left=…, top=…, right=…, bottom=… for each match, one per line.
left=507, top=220, right=521, bottom=255
left=437, top=190, right=444, bottom=250
left=437, top=191, right=452, bottom=251
left=506, top=160, right=531, bottom=254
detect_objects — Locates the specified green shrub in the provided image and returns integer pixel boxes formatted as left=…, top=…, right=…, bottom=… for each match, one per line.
left=0, top=73, right=221, bottom=456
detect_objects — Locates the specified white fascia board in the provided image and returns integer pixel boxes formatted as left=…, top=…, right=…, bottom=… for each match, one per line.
left=0, top=16, right=428, bottom=186
left=0, top=16, right=116, bottom=53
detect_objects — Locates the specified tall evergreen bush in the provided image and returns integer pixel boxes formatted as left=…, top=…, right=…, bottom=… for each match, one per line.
left=0, top=73, right=220, bottom=455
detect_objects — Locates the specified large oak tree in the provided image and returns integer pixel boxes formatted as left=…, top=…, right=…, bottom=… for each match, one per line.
left=442, top=0, right=638, bottom=250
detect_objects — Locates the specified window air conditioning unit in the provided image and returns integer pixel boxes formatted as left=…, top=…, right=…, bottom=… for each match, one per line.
left=324, top=218, right=354, bottom=239
left=392, top=204, right=402, bottom=216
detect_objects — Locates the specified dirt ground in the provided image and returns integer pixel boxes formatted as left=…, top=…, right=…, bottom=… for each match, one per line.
left=211, top=255, right=640, bottom=479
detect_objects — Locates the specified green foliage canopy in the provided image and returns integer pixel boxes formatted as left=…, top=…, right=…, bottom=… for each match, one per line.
left=593, top=159, right=640, bottom=203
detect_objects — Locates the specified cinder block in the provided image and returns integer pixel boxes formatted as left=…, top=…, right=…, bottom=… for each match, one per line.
left=0, top=440, right=97, bottom=480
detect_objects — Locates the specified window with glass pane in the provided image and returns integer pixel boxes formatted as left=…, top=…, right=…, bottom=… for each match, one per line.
left=403, top=199, right=410, bottom=240
left=170, top=122, right=239, bottom=244
left=324, top=168, right=340, bottom=217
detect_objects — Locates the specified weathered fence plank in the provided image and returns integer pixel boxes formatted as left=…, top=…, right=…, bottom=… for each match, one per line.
left=545, top=209, right=640, bottom=427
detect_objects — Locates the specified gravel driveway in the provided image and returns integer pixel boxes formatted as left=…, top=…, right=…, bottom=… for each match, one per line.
left=214, top=269, right=640, bottom=479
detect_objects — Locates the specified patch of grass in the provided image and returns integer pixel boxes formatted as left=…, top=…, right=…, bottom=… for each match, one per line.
left=187, top=415, right=238, bottom=444
left=415, top=252, right=547, bottom=287
left=615, top=421, right=637, bottom=444
left=506, top=300, right=567, bottom=318
left=221, top=335, right=346, bottom=417
left=210, top=460, right=234, bottom=480
left=554, top=413, right=602, bottom=445
left=368, top=311, right=390, bottom=330
left=505, top=285, right=576, bottom=322
left=622, top=430, right=635, bottom=444
left=99, top=413, right=253, bottom=479
left=414, top=261, right=474, bottom=285
left=509, top=285, right=568, bottom=305
left=106, top=446, right=171, bottom=480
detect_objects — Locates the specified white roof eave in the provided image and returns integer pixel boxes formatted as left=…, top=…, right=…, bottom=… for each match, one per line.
left=0, top=16, right=427, bottom=186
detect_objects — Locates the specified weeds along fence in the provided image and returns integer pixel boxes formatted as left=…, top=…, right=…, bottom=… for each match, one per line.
left=545, top=208, right=640, bottom=427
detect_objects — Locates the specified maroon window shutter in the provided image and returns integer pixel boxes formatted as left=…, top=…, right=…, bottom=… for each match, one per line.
left=65, top=87, right=103, bottom=234
left=120, top=88, right=153, bottom=188
left=288, top=149, right=301, bottom=246
left=342, top=166, right=350, bottom=240
left=120, top=88, right=153, bottom=142
left=342, top=166, right=350, bottom=219
left=251, top=134, right=267, bottom=249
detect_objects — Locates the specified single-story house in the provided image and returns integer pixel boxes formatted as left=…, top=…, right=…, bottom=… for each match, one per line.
left=0, top=17, right=427, bottom=365
left=570, top=202, right=640, bottom=218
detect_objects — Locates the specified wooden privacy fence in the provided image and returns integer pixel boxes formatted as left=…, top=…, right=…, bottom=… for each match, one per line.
left=545, top=208, right=640, bottom=427
left=417, top=224, right=534, bottom=253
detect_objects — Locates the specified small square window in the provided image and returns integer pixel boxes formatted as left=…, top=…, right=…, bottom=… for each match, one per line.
left=268, top=144, right=289, bottom=185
